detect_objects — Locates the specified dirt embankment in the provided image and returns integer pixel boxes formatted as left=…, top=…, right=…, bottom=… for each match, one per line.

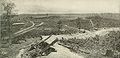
left=16, top=42, right=84, bottom=58
left=59, top=28, right=120, bottom=58
left=16, top=28, right=120, bottom=58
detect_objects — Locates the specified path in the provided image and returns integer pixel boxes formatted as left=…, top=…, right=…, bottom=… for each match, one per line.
left=14, top=21, right=44, bottom=36
left=38, top=43, right=84, bottom=58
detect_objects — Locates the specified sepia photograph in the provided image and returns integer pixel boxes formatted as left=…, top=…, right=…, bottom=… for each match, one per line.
left=0, top=0, right=120, bottom=58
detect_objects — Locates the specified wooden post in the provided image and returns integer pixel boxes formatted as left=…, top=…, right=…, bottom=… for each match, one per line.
left=89, top=19, right=95, bottom=30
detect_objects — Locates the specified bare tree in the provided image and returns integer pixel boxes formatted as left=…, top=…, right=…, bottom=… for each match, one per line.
left=1, top=0, right=15, bottom=43
left=57, top=20, right=62, bottom=30
left=2, top=0, right=15, bottom=18
left=76, top=17, right=81, bottom=29
left=57, top=20, right=62, bottom=34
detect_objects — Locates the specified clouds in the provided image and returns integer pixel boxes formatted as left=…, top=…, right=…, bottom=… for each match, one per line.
left=12, top=0, right=120, bottom=14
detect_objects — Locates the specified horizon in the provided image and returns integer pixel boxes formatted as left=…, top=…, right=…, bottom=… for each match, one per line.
left=0, top=12, right=120, bottom=15
left=0, top=0, right=120, bottom=14
left=17, top=12, right=120, bottom=15
left=12, top=0, right=119, bottom=14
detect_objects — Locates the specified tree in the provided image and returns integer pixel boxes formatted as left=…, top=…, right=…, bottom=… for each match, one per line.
left=2, top=0, right=15, bottom=18
left=57, top=20, right=62, bottom=30
left=1, top=0, right=15, bottom=43
left=57, top=20, right=62, bottom=34
left=76, top=17, right=81, bottom=29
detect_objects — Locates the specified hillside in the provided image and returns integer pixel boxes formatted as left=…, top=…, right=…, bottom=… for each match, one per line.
left=9, top=13, right=120, bottom=36
left=59, top=28, right=120, bottom=58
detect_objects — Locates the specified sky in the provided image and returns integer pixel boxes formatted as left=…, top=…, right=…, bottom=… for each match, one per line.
left=1, top=0, right=120, bottom=14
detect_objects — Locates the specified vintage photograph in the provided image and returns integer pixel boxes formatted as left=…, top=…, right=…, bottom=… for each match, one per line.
left=0, top=0, right=120, bottom=58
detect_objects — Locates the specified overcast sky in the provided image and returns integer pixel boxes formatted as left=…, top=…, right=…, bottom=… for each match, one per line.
left=6, top=0, right=120, bottom=14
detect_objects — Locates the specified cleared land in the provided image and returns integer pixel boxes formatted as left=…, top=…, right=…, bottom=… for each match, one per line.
left=0, top=13, right=120, bottom=58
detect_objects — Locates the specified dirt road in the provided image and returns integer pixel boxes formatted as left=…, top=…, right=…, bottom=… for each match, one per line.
left=14, top=21, right=35, bottom=35
left=16, top=43, right=84, bottom=58
left=16, top=35, right=84, bottom=58
left=38, top=43, right=84, bottom=58
left=14, top=21, right=44, bottom=36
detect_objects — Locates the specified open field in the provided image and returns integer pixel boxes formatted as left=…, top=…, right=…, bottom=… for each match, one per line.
left=10, top=13, right=120, bottom=35
left=0, top=13, right=120, bottom=58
